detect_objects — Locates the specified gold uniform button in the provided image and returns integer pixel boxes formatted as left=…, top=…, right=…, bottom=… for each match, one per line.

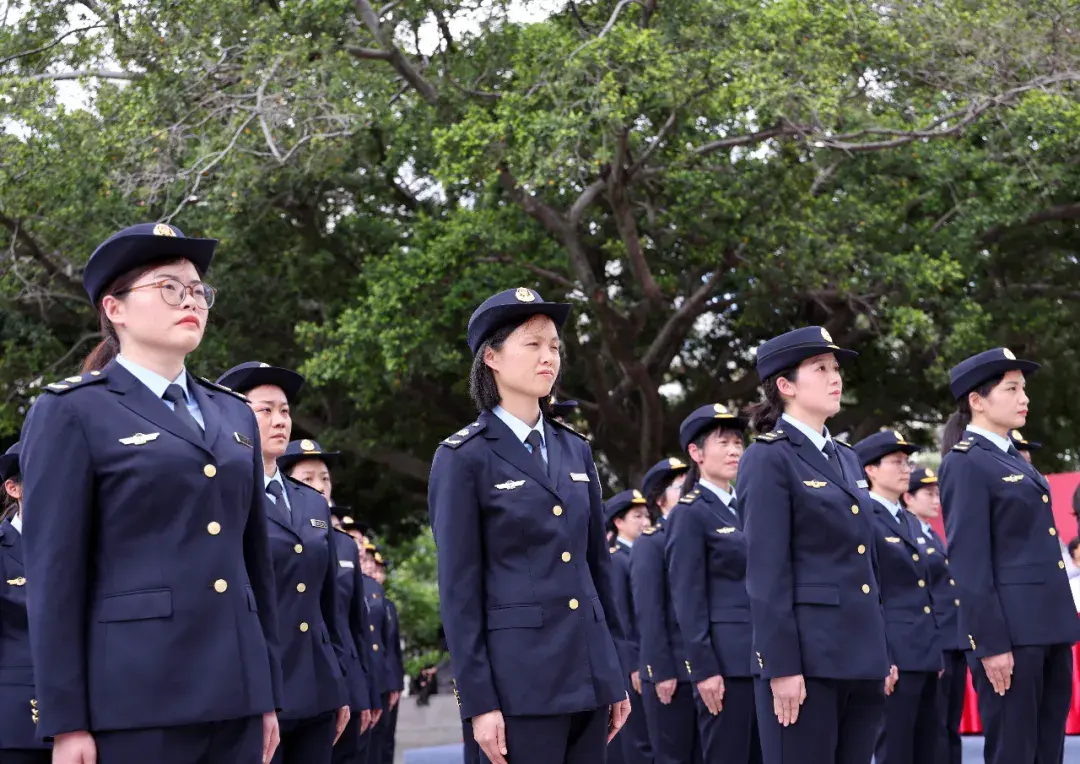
left=851, top=505, right=859, bottom=515
left=370, top=624, right=375, bottom=632
left=1050, top=527, right=1058, bottom=536
left=918, top=580, right=926, bottom=588
left=861, top=584, right=870, bottom=594
left=203, top=464, right=217, bottom=478
left=569, top=598, right=580, bottom=610
left=1060, top=560, right=1066, bottom=570
left=373, top=644, right=380, bottom=651
left=924, top=605, right=931, bottom=614
left=294, top=544, right=304, bottom=554
left=297, top=583, right=307, bottom=593
left=1043, top=495, right=1050, bottom=504
left=950, top=578, right=956, bottom=586
left=552, top=506, right=563, bottom=517
left=207, top=522, right=221, bottom=535
left=213, top=579, right=227, bottom=593
left=857, top=544, right=866, bottom=555
left=561, top=552, right=572, bottom=563
left=300, top=622, right=309, bottom=633
left=912, top=553, right=920, bottom=562
left=955, top=598, right=961, bottom=606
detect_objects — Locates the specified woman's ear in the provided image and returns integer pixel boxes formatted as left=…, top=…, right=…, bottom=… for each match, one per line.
left=776, top=374, right=796, bottom=398
left=967, top=389, right=985, bottom=415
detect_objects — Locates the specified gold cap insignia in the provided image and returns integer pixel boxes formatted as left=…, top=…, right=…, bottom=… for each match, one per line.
left=259, top=362, right=270, bottom=368
left=713, top=403, right=728, bottom=415
left=821, top=327, right=833, bottom=343
left=1003, top=348, right=1016, bottom=360
left=374, top=552, right=384, bottom=564
left=893, top=430, right=904, bottom=442
left=153, top=223, right=177, bottom=237
left=668, top=457, right=686, bottom=469
left=300, top=439, right=316, bottom=452
left=1012, top=430, right=1024, bottom=440
left=65, top=376, right=83, bottom=383
left=515, top=287, right=535, bottom=303
left=632, top=489, right=643, bottom=499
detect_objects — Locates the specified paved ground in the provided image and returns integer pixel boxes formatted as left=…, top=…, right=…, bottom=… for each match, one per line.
left=393, top=694, right=1080, bottom=763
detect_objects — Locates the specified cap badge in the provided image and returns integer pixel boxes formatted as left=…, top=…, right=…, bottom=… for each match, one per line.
left=821, top=327, right=833, bottom=343
left=153, top=224, right=177, bottom=237
left=668, top=457, right=686, bottom=469
left=300, top=439, right=316, bottom=452
left=514, top=287, right=535, bottom=303
left=1003, top=348, right=1016, bottom=360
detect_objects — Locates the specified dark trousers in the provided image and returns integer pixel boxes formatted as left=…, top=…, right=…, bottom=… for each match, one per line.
left=641, top=681, right=702, bottom=764
left=477, top=709, right=608, bottom=764
left=332, top=711, right=371, bottom=764
left=614, top=685, right=653, bottom=764
left=755, top=677, right=884, bottom=764
left=969, top=643, right=1073, bottom=764
left=874, top=671, right=938, bottom=764
left=0, top=750, right=51, bottom=764
left=697, top=677, right=761, bottom=764
left=379, top=700, right=399, bottom=764
left=94, top=715, right=263, bottom=764
left=272, top=711, right=336, bottom=764
left=937, top=650, right=967, bottom=764
left=365, top=695, right=390, bottom=764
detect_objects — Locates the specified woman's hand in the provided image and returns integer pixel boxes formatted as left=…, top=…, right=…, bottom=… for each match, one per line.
left=53, top=731, right=97, bottom=764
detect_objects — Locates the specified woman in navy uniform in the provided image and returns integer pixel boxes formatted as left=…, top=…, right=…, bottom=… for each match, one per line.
left=901, top=467, right=963, bottom=764
left=279, top=446, right=378, bottom=764
left=359, top=542, right=391, bottom=764
left=939, top=348, right=1080, bottom=764
left=427, top=287, right=630, bottom=764
left=371, top=550, right=404, bottom=764
left=852, top=430, right=940, bottom=764
left=665, top=406, right=760, bottom=764
left=0, top=443, right=50, bottom=764
left=740, top=327, right=889, bottom=764
left=216, top=364, right=352, bottom=764
left=667, top=404, right=762, bottom=764
left=602, top=490, right=652, bottom=764
left=631, top=458, right=699, bottom=764
left=18, top=223, right=283, bottom=764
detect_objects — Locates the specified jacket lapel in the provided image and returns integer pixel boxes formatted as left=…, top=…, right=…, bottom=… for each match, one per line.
left=284, top=480, right=308, bottom=536
left=189, top=376, right=222, bottom=450
left=263, top=482, right=300, bottom=540
left=105, top=360, right=209, bottom=454
left=482, top=411, right=558, bottom=498
left=787, top=427, right=859, bottom=501
left=974, top=435, right=1049, bottom=491
left=699, top=486, right=740, bottom=528
left=871, top=498, right=918, bottom=549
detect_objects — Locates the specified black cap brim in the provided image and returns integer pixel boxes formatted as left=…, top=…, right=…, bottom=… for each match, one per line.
left=86, top=236, right=216, bottom=304
left=951, top=359, right=1040, bottom=400
left=678, top=416, right=749, bottom=452
left=278, top=451, right=341, bottom=473
left=858, top=442, right=921, bottom=467
left=757, top=343, right=858, bottom=381
left=469, top=302, right=572, bottom=354
left=217, top=366, right=305, bottom=401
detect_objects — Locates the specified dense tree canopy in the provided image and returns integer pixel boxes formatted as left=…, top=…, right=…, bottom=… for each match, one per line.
left=4, top=0, right=1080, bottom=538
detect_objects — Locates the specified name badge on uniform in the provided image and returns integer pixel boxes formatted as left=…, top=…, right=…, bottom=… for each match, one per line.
left=339, top=560, right=355, bottom=569
left=1002, top=474, right=1024, bottom=483
left=234, top=432, right=253, bottom=448
left=570, top=473, right=590, bottom=482
left=884, top=536, right=901, bottom=543
left=119, top=432, right=159, bottom=446
left=856, top=479, right=869, bottom=488
left=495, top=479, right=526, bottom=491
left=803, top=480, right=827, bottom=489
left=310, top=519, right=328, bottom=529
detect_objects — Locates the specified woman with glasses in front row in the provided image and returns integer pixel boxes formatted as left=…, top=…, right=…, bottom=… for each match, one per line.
left=19, top=224, right=283, bottom=764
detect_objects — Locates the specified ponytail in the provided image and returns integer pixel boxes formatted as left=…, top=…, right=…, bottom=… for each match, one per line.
left=77, top=262, right=159, bottom=374
left=81, top=334, right=118, bottom=374
left=680, top=462, right=701, bottom=498
left=748, top=366, right=798, bottom=435
left=940, top=373, right=1005, bottom=456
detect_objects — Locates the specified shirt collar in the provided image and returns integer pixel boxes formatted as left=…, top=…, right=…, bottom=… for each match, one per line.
left=697, top=478, right=735, bottom=507
left=117, top=354, right=190, bottom=402
left=264, top=470, right=286, bottom=491
left=10, top=514, right=21, bottom=534
left=781, top=413, right=832, bottom=452
left=616, top=536, right=634, bottom=549
left=966, top=425, right=1012, bottom=453
left=919, top=519, right=933, bottom=535
left=870, top=492, right=903, bottom=520
left=493, top=405, right=545, bottom=447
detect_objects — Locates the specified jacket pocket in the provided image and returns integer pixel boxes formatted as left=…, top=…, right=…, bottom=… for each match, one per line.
left=998, top=563, right=1046, bottom=585
left=98, top=588, right=173, bottom=622
left=592, top=597, right=606, bottom=623
left=792, top=584, right=840, bottom=606
left=485, top=604, right=544, bottom=630
left=246, top=585, right=258, bottom=612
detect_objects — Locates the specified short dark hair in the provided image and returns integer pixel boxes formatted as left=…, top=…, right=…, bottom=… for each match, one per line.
left=1069, top=537, right=1080, bottom=558
left=468, top=317, right=563, bottom=413
left=680, top=423, right=745, bottom=497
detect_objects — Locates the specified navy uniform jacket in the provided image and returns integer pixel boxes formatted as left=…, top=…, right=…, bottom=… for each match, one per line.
left=331, top=529, right=377, bottom=711
left=740, top=427, right=889, bottom=680
left=363, top=575, right=389, bottom=703
left=667, top=489, right=753, bottom=680
left=868, top=500, right=941, bottom=672
left=940, top=433, right=1080, bottom=657
left=916, top=526, right=963, bottom=652
left=608, top=541, right=640, bottom=678
left=19, top=363, right=283, bottom=738
left=267, top=478, right=348, bottom=719
left=630, top=517, right=689, bottom=684
left=428, top=410, right=626, bottom=720
left=384, top=598, right=405, bottom=694
left=0, top=520, right=48, bottom=750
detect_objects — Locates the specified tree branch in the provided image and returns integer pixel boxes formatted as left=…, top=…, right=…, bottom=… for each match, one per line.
left=568, top=180, right=606, bottom=226
left=8, top=69, right=143, bottom=82
left=0, top=213, right=82, bottom=292
left=353, top=0, right=440, bottom=106
left=982, top=202, right=1080, bottom=245
left=610, top=130, right=662, bottom=304
left=346, top=46, right=392, bottom=61
left=0, top=24, right=106, bottom=67
left=568, top=0, right=638, bottom=60
left=479, top=257, right=576, bottom=289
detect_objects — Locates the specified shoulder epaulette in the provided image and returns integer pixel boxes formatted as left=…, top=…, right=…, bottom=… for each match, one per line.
left=440, top=420, right=486, bottom=449
left=42, top=371, right=108, bottom=395
left=835, top=439, right=854, bottom=449
left=609, top=546, right=618, bottom=554
left=951, top=439, right=974, bottom=452
left=196, top=377, right=250, bottom=402
left=642, top=526, right=657, bottom=535
left=679, top=490, right=701, bottom=504
left=549, top=416, right=589, bottom=441
left=755, top=429, right=788, bottom=444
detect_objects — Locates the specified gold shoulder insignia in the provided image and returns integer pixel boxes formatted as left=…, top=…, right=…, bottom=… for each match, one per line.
left=609, top=546, right=618, bottom=554
left=756, top=430, right=788, bottom=444
left=835, top=439, right=854, bottom=449
left=951, top=439, right=973, bottom=452
left=642, top=526, right=657, bottom=535
left=42, top=371, right=107, bottom=395
left=196, top=377, right=250, bottom=402
left=440, top=421, right=486, bottom=449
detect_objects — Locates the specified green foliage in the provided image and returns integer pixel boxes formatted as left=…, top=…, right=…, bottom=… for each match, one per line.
left=382, top=528, right=445, bottom=673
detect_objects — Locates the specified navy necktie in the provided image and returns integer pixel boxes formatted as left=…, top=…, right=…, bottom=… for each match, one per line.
left=822, top=440, right=844, bottom=481
left=162, top=384, right=202, bottom=439
left=525, top=430, right=547, bottom=476
left=266, top=480, right=287, bottom=512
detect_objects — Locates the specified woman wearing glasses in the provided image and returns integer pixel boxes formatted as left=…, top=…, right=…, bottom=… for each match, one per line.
left=853, top=430, right=940, bottom=764
left=18, top=223, right=283, bottom=764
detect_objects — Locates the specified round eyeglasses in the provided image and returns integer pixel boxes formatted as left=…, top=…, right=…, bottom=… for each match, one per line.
left=117, top=278, right=217, bottom=309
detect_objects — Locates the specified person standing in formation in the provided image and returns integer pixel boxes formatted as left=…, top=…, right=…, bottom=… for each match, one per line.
left=740, top=327, right=889, bottom=764
left=940, top=348, right=1080, bottom=764
left=360, top=540, right=392, bottom=764
left=0, top=443, right=51, bottom=764
left=216, top=363, right=352, bottom=764
left=602, top=490, right=653, bottom=764
left=279, top=442, right=378, bottom=764
left=667, top=404, right=761, bottom=763
left=371, top=549, right=405, bottom=764
left=428, top=287, right=630, bottom=764
left=901, top=467, right=964, bottom=764
left=631, top=457, right=702, bottom=764
left=853, top=430, right=941, bottom=764
left=20, top=224, right=283, bottom=764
